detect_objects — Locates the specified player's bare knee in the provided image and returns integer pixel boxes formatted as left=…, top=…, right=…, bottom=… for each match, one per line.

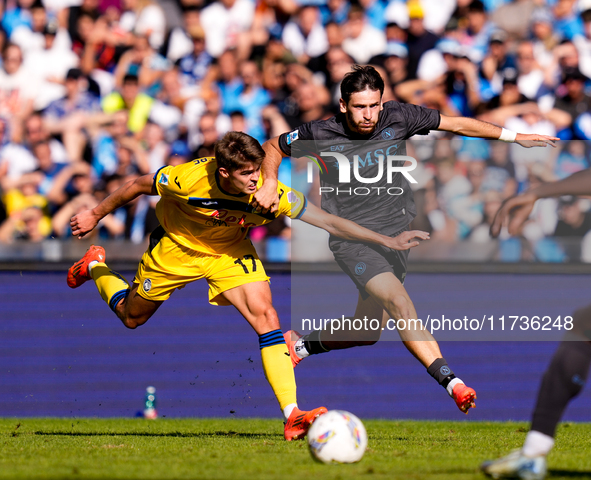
left=385, top=294, right=411, bottom=320
left=121, top=312, right=147, bottom=329
left=122, top=316, right=139, bottom=329
left=258, top=306, right=280, bottom=332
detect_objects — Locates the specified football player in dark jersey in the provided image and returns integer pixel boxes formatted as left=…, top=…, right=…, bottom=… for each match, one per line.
left=480, top=169, right=591, bottom=479
left=253, top=65, right=558, bottom=414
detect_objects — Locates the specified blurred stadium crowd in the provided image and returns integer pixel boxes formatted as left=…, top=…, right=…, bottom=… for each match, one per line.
left=1, top=0, right=591, bottom=261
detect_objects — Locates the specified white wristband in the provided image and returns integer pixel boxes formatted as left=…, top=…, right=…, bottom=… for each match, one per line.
left=499, top=128, right=517, bottom=143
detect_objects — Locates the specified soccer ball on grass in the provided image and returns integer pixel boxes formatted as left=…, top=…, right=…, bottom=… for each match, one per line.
left=307, top=410, right=368, bottom=464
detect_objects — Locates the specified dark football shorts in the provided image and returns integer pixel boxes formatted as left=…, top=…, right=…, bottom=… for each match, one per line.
left=330, top=227, right=410, bottom=300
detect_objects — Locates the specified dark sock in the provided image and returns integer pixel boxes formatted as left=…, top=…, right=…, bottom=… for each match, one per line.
left=427, top=358, right=456, bottom=389
left=531, top=340, right=591, bottom=437
left=303, top=329, right=331, bottom=355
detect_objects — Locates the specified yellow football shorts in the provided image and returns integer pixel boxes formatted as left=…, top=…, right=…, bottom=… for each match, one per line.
left=133, top=231, right=270, bottom=306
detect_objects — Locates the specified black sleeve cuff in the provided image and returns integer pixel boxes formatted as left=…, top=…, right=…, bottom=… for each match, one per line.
left=278, top=133, right=291, bottom=156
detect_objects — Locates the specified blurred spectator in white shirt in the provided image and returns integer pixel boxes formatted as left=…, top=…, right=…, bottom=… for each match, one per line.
left=118, top=0, right=166, bottom=50
left=282, top=6, right=328, bottom=63
left=530, top=9, right=560, bottom=70
left=143, top=121, right=169, bottom=172
left=165, top=5, right=201, bottom=62
left=10, top=0, right=47, bottom=55
left=0, top=43, right=38, bottom=125
left=342, top=4, right=386, bottom=64
left=516, top=40, right=545, bottom=100
left=200, top=0, right=255, bottom=58
left=574, top=0, right=591, bottom=78
left=24, top=21, right=79, bottom=110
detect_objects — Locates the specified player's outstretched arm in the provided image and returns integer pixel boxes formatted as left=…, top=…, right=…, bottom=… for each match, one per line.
left=437, top=115, right=559, bottom=148
left=253, top=136, right=283, bottom=214
left=490, top=168, right=591, bottom=238
left=299, top=202, right=430, bottom=250
left=70, top=173, right=156, bottom=239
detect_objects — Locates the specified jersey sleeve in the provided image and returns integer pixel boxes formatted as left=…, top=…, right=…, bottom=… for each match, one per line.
left=394, top=102, right=441, bottom=138
left=275, top=181, right=307, bottom=219
left=153, top=163, right=191, bottom=200
left=277, top=121, right=315, bottom=156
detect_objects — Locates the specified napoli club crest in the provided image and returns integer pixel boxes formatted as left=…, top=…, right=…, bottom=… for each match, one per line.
left=381, top=128, right=395, bottom=140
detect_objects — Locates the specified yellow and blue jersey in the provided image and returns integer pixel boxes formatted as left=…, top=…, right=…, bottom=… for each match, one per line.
left=153, top=157, right=307, bottom=255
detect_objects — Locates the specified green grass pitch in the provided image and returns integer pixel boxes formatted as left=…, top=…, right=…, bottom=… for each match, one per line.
left=1, top=418, right=590, bottom=479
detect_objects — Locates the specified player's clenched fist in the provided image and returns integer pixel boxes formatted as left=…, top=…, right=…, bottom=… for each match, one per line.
left=251, top=178, right=279, bottom=214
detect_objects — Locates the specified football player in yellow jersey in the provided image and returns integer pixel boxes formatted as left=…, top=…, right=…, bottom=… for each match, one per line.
left=66, top=132, right=428, bottom=440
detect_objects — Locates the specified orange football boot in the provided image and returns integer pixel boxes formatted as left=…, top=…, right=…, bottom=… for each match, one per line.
left=67, top=245, right=105, bottom=288
left=284, top=406, right=328, bottom=441
left=452, top=383, right=477, bottom=414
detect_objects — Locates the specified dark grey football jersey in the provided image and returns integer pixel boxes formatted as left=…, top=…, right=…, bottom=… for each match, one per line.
left=278, top=101, right=440, bottom=234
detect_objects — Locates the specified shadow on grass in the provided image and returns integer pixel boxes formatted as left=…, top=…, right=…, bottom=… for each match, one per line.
left=32, top=431, right=281, bottom=438
left=548, top=470, right=591, bottom=478
left=427, top=468, right=479, bottom=475
left=428, top=468, right=591, bottom=478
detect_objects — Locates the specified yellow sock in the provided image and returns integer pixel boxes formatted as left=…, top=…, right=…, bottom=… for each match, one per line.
left=259, top=329, right=297, bottom=411
left=90, top=263, right=130, bottom=312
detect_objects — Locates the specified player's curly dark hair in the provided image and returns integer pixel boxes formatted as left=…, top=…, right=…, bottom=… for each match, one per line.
left=341, top=65, right=385, bottom=104
left=215, top=131, right=265, bottom=172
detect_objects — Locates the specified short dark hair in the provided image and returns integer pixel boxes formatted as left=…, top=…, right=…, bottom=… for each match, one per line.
left=123, top=74, right=139, bottom=85
left=215, top=131, right=265, bottom=172
left=340, top=65, right=384, bottom=104
left=468, top=0, right=486, bottom=12
left=31, top=0, right=45, bottom=10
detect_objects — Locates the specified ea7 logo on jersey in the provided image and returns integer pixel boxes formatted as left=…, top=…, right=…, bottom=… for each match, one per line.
left=286, top=130, right=299, bottom=145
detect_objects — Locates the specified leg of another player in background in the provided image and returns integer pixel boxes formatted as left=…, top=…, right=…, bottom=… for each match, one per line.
left=481, top=307, right=591, bottom=479
left=523, top=304, right=591, bottom=457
